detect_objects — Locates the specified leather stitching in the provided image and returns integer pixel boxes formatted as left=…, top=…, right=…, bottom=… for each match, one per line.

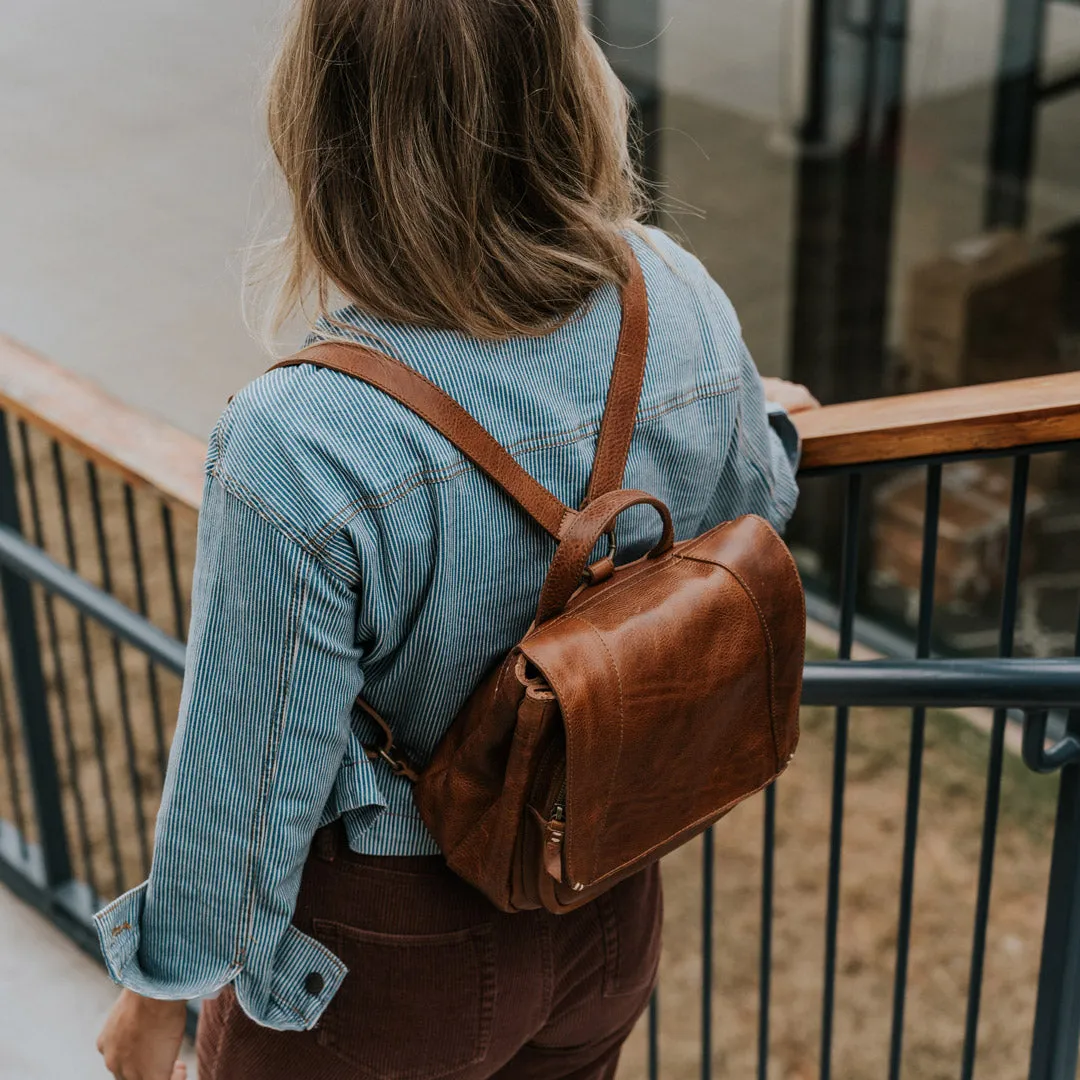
left=676, top=552, right=782, bottom=771
left=308, top=380, right=735, bottom=553
left=581, top=769, right=788, bottom=889
left=538, top=493, right=670, bottom=622
left=526, top=548, right=674, bottom=638
left=588, top=258, right=649, bottom=500
left=581, top=622, right=624, bottom=884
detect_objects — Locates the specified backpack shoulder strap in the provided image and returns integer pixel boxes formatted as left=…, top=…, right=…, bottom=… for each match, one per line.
left=584, top=242, right=649, bottom=503
left=267, top=242, right=650, bottom=540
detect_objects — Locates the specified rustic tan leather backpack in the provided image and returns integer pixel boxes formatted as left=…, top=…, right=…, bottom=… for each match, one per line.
left=272, top=246, right=806, bottom=914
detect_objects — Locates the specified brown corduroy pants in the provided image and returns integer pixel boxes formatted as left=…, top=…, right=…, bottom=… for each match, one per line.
left=196, top=819, right=662, bottom=1080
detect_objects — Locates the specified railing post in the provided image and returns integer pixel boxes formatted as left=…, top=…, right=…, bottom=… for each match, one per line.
left=0, top=411, right=71, bottom=887
left=1029, top=712, right=1080, bottom=1080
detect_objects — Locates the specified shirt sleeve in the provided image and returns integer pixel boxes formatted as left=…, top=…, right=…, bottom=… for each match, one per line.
left=701, top=341, right=801, bottom=534
left=92, top=472, right=386, bottom=1031
left=766, top=401, right=802, bottom=472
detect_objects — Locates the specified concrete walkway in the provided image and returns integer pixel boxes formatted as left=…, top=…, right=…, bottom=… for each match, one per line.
left=0, top=885, right=197, bottom=1080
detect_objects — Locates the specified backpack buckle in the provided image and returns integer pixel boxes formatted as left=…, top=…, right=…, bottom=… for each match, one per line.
left=365, top=736, right=421, bottom=783
left=357, top=697, right=422, bottom=782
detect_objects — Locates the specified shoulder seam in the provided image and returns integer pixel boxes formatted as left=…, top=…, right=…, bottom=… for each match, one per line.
left=207, top=465, right=357, bottom=589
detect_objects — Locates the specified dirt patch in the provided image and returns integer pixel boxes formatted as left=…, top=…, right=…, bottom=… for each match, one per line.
left=616, top=703, right=1056, bottom=1080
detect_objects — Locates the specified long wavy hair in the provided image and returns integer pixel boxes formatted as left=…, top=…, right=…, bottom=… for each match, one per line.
left=260, top=0, right=648, bottom=342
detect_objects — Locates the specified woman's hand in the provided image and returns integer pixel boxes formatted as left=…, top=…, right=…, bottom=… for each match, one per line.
left=96, top=988, right=189, bottom=1080
left=762, top=377, right=820, bottom=415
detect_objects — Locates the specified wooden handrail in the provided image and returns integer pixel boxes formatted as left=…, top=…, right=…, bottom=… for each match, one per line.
left=0, top=335, right=205, bottom=511
left=794, top=371, right=1080, bottom=471
left=4, top=333, right=1080, bottom=503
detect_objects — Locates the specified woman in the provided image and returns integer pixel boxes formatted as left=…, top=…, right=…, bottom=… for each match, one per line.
left=94, top=1, right=818, bottom=1078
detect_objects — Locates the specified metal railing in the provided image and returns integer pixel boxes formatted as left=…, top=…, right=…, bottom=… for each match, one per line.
left=2, top=336, right=1080, bottom=1078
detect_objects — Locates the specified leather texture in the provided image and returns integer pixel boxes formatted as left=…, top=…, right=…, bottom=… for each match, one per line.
left=272, top=243, right=806, bottom=914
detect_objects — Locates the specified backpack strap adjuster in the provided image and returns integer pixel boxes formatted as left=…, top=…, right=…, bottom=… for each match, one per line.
left=357, top=697, right=422, bottom=783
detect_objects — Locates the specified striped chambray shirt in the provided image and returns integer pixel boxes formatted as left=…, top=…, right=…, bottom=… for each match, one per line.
left=92, top=228, right=800, bottom=1030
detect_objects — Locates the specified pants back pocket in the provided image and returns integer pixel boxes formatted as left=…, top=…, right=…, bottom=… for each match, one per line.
left=312, top=919, right=496, bottom=1079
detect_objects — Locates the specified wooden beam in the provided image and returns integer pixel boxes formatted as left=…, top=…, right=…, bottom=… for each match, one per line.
left=794, top=372, right=1080, bottom=471
left=0, top=336, right=205, bottom=512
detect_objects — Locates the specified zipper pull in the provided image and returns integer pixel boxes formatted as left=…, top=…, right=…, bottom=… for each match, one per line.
left=543, top=807, right=565, bottom=882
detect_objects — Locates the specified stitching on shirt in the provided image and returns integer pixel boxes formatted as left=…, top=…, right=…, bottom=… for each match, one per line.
left=317, top=549, right=359, bottom=585
left=313, top=381, right=738, bottom=557
left=210, top=467, right=318, bottom=553
left=94, top=892, right=136, bottom=920
left=380, top=807, right=425, bottom=820
left=232, top=555, right=310, bottom=969
left=269, top=990, right=310, bottom=1022
left=210, top=377, right=738, bottom=588
left=208, top=467, right=355, bottom=591
left=300, top=931, right=347, bottom=969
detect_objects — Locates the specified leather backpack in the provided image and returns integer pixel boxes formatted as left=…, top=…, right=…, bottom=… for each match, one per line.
left=271, top=246, right=806, bottom=914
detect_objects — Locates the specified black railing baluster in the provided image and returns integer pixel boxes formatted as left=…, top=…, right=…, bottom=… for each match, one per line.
left=0, top=412, right=71, bottom=886
left=17, top=421, right=96, bottom=898
left=888, top=463, right=942, bottom=1080
left=0, top=611, right=30, bottom=856
left=702, top=826, right=715, bottom=1080
left=758, top=782, right=776, bottom=1080
left=124, top=486, right=168, bottom=783
left=820, top=471, right=863, bottom=1080
left=0, top=422, right=29, bottom=853
left=161, top=503, right=187, bottom=642
left=648, top=989, right=659, bottom=1080
left=1027, top=597, right=1080, bottom=1080
left=87, top=464, right=150, bottom=877
left=961, top=454, right=1029, bottom=1080
left=52, top=442, right=125, bottom=898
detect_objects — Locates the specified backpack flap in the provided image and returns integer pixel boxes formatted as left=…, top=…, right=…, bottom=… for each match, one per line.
left=520, top=514, right=805, bottom=892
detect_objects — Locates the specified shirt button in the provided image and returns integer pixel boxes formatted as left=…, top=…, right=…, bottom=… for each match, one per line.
left=304, top=972, right=325, bottom=996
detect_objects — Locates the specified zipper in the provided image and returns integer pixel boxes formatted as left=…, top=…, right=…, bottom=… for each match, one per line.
left=549, top=777, right=566, bottom=823
left=543, top=772, right=584, bottom=890
left=542, top=805, right=566, bottom=882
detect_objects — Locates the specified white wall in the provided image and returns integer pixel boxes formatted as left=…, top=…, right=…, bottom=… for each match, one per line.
left=0, top=0, right=287, bottom=438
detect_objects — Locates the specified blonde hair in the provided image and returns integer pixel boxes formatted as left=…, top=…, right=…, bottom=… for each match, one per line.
left=261, top=0, right=648, bottom=341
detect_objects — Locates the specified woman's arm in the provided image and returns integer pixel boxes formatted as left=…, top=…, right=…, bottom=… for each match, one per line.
left=700, top=342, right=814, bottom=534
left=93, top=471, right=383, bottom=1030
left=761, top=377, right=820, bottom=418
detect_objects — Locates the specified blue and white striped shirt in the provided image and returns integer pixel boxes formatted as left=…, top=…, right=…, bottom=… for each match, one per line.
left=93, top=228, right=800, bottom=1030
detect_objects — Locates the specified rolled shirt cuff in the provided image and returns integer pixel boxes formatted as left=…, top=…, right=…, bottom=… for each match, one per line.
left=92, top=881, right=348, bottom=1031
left=766, top=401, right=802, bottom=471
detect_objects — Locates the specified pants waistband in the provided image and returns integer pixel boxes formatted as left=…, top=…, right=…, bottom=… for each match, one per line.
left=311, top=816, right=446, bottom=873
